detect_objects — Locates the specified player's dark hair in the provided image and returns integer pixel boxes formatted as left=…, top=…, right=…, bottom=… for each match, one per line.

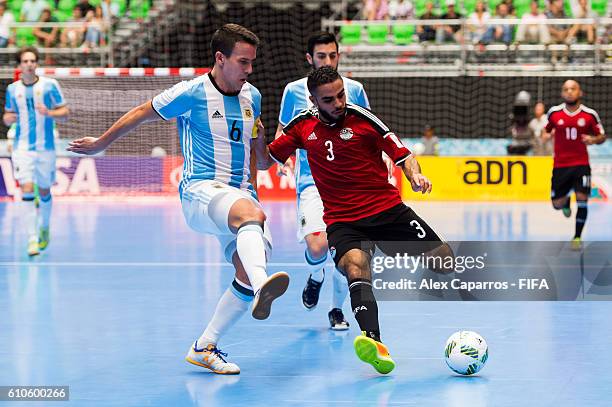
left=17, top=47, right=39, bottom=64
left=210, top=24, right=260, bottom=62
left=307, top=32, right=338, bottom=57
left=307, top=66, right=341, bottom=95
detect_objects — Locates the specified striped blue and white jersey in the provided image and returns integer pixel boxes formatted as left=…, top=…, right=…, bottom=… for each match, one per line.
left=5, top=76, right=66, bottom=152
left=152, top=73, right=261, bottom=198
left=278, top=76, right=369, bottom=196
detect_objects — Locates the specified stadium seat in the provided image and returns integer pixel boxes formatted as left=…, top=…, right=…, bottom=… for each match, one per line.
left=114, top=0, right=127, bottom=16
left=415, top=0, right=428, bottom=16
left=16, top=27, right=36, bottom=47
left=463, top=0, right=478, bottom=14
left=339, top=24, right=362, bottom=45
left=366, top=24, right=389, bottom=44
left=392, top=24, right=415, bottom=44
left=57, top=0, right=76, bottom=15
left=10, top=0, right=25, bottom=19
left=129, top=0, right=150, bottom=19
left=591, top=0, right=607, bottom=16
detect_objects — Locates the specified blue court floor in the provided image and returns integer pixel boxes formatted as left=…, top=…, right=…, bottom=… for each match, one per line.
left=0, top=201, right=611, bottom=406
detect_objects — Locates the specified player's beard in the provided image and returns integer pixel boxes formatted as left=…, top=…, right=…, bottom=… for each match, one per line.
left=564, top=97, right=579, bottom=107
left=319, top=107, right=344, bottom=125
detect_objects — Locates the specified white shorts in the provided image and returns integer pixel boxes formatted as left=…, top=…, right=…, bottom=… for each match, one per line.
left=11, top=150, right=56, bottom=189
left=296, top=185, right=327, bottom=242
left=180, top=180, right=273, bottom=263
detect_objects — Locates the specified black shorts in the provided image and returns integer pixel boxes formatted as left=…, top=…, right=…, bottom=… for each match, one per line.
left=326, top=203, right=443, bottom=265
left=551, top=165, right=591, bottom=199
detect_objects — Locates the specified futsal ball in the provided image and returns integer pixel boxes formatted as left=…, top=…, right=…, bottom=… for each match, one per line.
left=412, top=142, right=426, bottom=155
left=444, top=331, right=488, bottom=375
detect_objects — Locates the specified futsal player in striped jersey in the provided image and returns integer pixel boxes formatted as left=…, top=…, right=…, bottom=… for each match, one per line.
left=69, top=24, right=289, bottom=375
left=3, top=47, right=69, bottom=256
left=276, top=32, right=392, bottom=330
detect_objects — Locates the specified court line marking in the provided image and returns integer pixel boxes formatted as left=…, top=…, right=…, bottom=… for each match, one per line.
left=0, top=262, right=313, bottom=267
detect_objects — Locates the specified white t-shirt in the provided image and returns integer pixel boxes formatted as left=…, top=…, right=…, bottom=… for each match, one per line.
left=0, top=11, right=15, bottom=39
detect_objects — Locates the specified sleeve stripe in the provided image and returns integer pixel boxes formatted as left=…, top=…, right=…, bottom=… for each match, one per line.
left=582, top=106, right=602, bottom=124
left=282, top=110, right=312, bottom=133
left=395, top=154, right=411, bottom=166
left=150, top=100, right=167, bottom=121
left=348, top=104, right=389, bottom=134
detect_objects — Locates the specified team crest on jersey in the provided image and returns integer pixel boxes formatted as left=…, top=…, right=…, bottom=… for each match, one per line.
left=577, top=118, right=586, bottom=127
left=339, top=128, right=354, bottom=140
left=558, top=119, right=564, bottom=125
left=243, top=108, right=253, bottom=119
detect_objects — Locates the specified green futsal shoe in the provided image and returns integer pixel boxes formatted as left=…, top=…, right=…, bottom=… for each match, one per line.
left=354, top=333, right=396, bottom=374
left=39, top=227, right=50, bottom=250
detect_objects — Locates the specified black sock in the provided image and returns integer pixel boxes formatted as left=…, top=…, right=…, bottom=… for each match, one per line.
left=575, top=200, right=588, bottom=238
left=349, top=279, right=381, bottom=342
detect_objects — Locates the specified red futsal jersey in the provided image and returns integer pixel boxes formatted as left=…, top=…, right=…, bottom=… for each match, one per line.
left=269, top=103, right=411, bottom=226
left=545, top=104, right=605, bottom=168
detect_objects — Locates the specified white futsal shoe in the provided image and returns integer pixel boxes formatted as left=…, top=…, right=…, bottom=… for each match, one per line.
left=185, top=341, right=240, bottom=375
left=251, top=271, right=290, bottom=320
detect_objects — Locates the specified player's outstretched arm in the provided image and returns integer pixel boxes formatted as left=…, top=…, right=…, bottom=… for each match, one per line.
left=402, top=155, right=432, bottom=194
left=68, top=101, right=161, bottom=155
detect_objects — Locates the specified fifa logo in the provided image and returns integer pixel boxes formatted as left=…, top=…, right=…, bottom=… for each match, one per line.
left=353, top=305, right=367, bottom=314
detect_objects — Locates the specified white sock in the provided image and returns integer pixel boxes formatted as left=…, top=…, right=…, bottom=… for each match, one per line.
left=305, top=250, right=326, bottom=283
left=236, top=223, right=268, bottom=293
left=332, top=268, right=348, bottom=309
left=22, top=195, right=37, bottom=241
left=197, top=279, right=253, bottom=348
left=39, top=194, right=52, bottom=229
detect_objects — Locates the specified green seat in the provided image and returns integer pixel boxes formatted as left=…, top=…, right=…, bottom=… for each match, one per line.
left=57, top=0, right=76, bottom=14
left=591, top=0, right=607, bottom=16
left=463, top=0, right=478, bottom=14
left=10, top=0, right=25, bottom=18
left=16, top=27, right=36, bottom=46
left=339, top=24, right=362, bottom=45
left=392, top=24, right=415, bottom=44
left=366, top=24, right=388, bottom=44
left=129, top=0, right=150, bottom=19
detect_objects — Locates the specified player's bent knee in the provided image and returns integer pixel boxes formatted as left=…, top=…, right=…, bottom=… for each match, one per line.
left=338, top=250, right=371, bottom=281
left=306, top=236, right=328, bottom=260
left=425, top=243, right=455, bottom=274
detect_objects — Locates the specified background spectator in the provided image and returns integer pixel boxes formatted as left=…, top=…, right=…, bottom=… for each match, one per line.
left=60, top=7, right=85, bottom=48
left=101, top=0, right=120, bottom=25
left=436, top=0, right=463, bottom=43
left=84, top=6, right=107, bottom=49
left=516, top=0, right=550, bottom=44
left=363, top=0, right=390, bottom=20
left=546, top=0, right=571, bottom=62
left=421, top=125, right=439, bottom=155
left=529, top=102, right=552, bottom=155
left=0, top=2, right=14, bottom=48
left=76, top=0, right=95, bottom=18
left=566, top=0, right=596, bottom=44
left=389, top=0, right=414, bottom=19
left=466, top=1, right=491, bottom=44
left=501, top=0, right=515, bottom=15
left=417, top=2, right=437, bottom=42
left=482, top=3, right=512, bottom=44
left=21, top=0, right=48, bottom=22
left=33, top=8, right=59, bottom=48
